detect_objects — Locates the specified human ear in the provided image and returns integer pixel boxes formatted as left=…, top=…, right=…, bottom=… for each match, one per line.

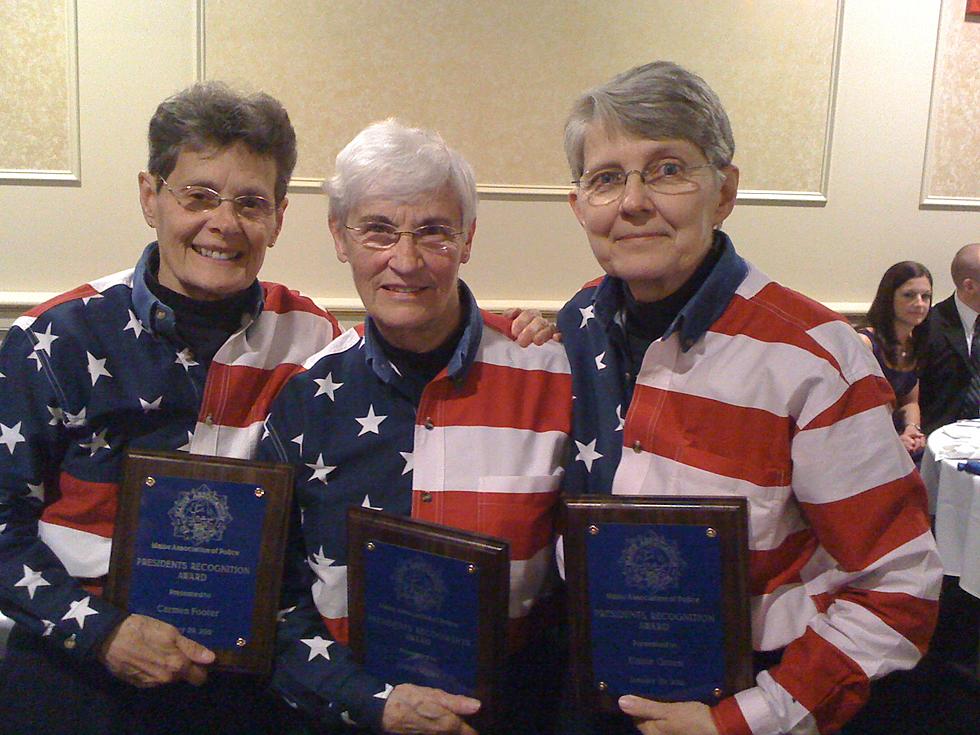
left=712, top=165, right=740, bottom=227
left=459, top=220, right=476, bottom=264
left=138, top=172, right=158, bottom=228
left=568, top=189, right=587, bottom=229
left=329, top=217, right=350, bottom=263
left=269, top=197, right=288, bottom=247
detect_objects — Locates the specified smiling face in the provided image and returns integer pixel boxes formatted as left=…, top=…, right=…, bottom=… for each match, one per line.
left=330, top=186, right=474, bottom=352
left=569, top=125, right=738, bottom=302
left=893, top=276, right=932, bottom=330
left=138, top=141, right=285, bottom=301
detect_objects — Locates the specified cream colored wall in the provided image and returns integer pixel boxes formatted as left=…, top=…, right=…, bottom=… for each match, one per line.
left=1, top=0, right=978, bottom=324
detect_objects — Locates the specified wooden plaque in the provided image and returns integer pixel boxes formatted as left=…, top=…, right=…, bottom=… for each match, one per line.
left=104, top=450, right=293, bottom=675
left=563, top=496, right=753, bottom=712
left=347, top=507, right=509, bottom=731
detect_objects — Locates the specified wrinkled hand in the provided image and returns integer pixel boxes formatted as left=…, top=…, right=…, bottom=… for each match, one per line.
left=98, top=614, right=215, bottom=688
left=381, top=683, right=481, bottom=734
left=619, top=696, right=719, bottom=735
left=503, top=308, right=561, bottom=346
left=899, top=425, right=925, bottom=453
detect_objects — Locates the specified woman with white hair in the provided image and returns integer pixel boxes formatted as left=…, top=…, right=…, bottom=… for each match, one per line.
left=260, top=120, right=571, bottom=735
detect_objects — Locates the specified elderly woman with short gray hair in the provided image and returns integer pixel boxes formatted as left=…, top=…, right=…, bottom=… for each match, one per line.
left=258, top=118, right=572, bottom=735
left=557, top=61, right=941, bottom=735
left=0, top=81, right=341, bottom=733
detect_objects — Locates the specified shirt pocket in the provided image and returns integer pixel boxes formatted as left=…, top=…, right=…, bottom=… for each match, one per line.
left=671, top=443, right=788, bottom=491
left=474, top=474, right=561, bottom=557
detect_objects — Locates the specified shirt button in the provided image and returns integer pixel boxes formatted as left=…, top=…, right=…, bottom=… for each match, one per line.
left=632, top=440, right=643, bottom=453
left=424, top=418, right=434, bottom=430
left=625, top=372, right=633, bottom=382
left=421, top=492, right=433, bottom=503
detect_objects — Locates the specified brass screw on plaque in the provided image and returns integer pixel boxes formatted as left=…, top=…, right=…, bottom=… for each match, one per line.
left=145, top=476, right=155, bottom=487
left=597, top=681, right=608, bottom=691
left=467, top=564, right=477, bottom=574
left=706, top=527, right=717, bottom=538
left=713, top=688, right=723, bottom=699
left=236, top=638, right=247, bottom=647
left=254, top=487, right=264, bottom=498
left=588, top=525, right=599, bottom=536
left=366, top=542, right=376, bottom=551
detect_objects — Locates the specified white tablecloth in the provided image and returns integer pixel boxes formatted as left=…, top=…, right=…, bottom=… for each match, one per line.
left=920, top=421, right=980, bottom=599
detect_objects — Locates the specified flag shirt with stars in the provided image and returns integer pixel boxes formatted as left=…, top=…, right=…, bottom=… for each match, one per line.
left=555, top=232, right=940, bottom=735
left=0, top=242, right=339, bottom=661
left=258, top=282, right=572, bottom=730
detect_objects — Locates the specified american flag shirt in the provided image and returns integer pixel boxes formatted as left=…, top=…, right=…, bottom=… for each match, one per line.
left=557, top=233, right=941, bottom=735
left=0, top=242, right=339, bottom=661
left=259, top=282, right=572, bottom=730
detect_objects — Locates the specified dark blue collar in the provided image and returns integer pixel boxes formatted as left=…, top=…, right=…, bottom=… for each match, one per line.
left=131, top=242, right=264, bottom=338
left=591, top=231, right=748, bottom=352
left=363, top=280, right=483, bottom=384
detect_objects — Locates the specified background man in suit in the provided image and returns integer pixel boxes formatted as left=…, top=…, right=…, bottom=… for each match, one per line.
left=916, top=241, right=980, bottom=677
left=918, top=242, right=980, bottom=435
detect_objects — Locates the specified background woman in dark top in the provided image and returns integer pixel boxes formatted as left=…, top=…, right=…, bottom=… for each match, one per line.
left=858, top=261, right=933, bottom=454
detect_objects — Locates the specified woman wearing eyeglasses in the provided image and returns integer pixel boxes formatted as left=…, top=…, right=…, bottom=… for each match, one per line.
left=256, top=119, right=572, bottom=735
left=556, top=62, right=940, bottom=735
left=0, top=82, right=341, bottom=734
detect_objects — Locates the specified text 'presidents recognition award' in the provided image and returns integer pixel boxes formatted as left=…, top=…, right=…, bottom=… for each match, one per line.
left=563, top=496, right=753, bottom=711
left=104, top=450, right=293, bottom=675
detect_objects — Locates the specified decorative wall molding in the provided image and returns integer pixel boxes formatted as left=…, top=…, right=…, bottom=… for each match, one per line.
left=0, top=0, right=80, bottom=184
left=280, top=183, right=835, bottom=205
left=198, top=0, right=842, bottom=205
left=920, top=195, right=980, bottom=211
left=195, top=0, right=206, bottom=81
left=920, top=0, right=980, bottom=209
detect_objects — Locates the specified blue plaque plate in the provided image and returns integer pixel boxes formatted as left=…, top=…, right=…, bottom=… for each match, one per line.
left=563, top=496, right=752, bottom=711
left=128, top=475, right=263, bottom=649
left=347, top=508, right=509, bottom=731
left=363, top=542, right=480, bottom=695
left=587, top=522, right=723, bottom=700
left=105, top=451, right=293, bottom=674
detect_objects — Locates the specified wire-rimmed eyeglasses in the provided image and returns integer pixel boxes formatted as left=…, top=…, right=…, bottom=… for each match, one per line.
left=158, top=176, right=277, bottom=220
left=573, top=162, right=715, bottom=206
left=344, top=223, right=464, bottom=254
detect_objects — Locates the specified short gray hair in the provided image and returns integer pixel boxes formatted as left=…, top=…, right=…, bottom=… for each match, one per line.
left=325, top=119, right=477, bottom=230
left=147, top=81, right=297, bottom=202
left=564, top=61, right=734, bottom=179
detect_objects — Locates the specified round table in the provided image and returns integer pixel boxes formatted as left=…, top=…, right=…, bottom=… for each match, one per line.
left=920, top=420, right=980, bottom=599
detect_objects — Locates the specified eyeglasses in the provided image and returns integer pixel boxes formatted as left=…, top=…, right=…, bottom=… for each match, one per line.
left=573, top=162, right=715, bottom=206
left=344, top=223, right=464, bottom=253
left=158, top=176, right=277, bottom=220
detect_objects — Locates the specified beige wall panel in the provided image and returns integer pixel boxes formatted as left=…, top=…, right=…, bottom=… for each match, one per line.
left=1, top=0, right=978, bottom=322
left=922, top=0, right=980, bottom=206
left=0, top=0, right=78, bottom=179
left=203, top=0, right=838, bottom=198
left=0, top=0, right=197, bottom=295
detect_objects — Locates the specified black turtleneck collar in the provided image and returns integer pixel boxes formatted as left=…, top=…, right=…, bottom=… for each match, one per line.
left=374, top=296, right=471, bottom=405
left=620, top=237, right=724, bottom=379
left=624, top=237, right=724, bottom=343
left=144, top=261, right=254, bottom=367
